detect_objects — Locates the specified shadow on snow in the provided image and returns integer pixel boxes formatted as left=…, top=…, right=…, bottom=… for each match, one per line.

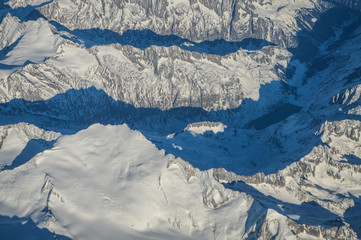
left=0, top=1, right=360, bottom=177
left=0, top=85, right=319, bottom=176
left=225, top=181, right=344, bottom=234
left=344, top=194, right=361, bottom=237
left=0, top=1, right=275, bottom=56
left=0, top=0, right=360, bottom=236
left=0, top=215, right=70, bottom=240
left=1, top=139, right=55, bottom=171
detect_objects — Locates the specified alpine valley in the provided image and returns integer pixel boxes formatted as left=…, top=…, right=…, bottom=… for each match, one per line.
left=1, top=0, right=361, bottom=239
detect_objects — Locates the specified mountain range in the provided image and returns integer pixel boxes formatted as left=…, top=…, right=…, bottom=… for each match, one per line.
left=1, top=0, right=361, bottom=239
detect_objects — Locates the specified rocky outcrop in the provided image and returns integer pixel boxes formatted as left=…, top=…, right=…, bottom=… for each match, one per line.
left=36, top=0, right=330, bottom=47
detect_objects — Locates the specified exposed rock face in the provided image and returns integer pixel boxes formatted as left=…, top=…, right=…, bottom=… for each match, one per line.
left=36, top=0, right=330, bottom=47
left=0, top=123, right=60, bottom=169
left=218, top=120, right=361, bottom=218
left=0, top=0, right=358, bottom=112
left=1, top=0, right=361, bottom=239
left=0, top=39, right=289, bottom=110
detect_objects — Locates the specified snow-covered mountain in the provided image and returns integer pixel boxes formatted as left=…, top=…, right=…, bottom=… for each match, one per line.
left=1, top=0, right=361, bottom=239
left=0, top=124, right=358, bottom=240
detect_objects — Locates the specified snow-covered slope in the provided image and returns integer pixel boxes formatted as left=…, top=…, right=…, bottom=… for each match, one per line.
left=0, top=39, right=289, bottom=110
left=0, top=124, right=246, bottom=239
left=1, top=0, right=361, bottom=239
left=0, top=124, right=357, bottom=239
left=0, top=14, right=62, bottom=79
left=34, top=0, right=331, bottom=47
left=0, top=123, right=60, bottom=170
left=0, top=0, right=358, bottom=111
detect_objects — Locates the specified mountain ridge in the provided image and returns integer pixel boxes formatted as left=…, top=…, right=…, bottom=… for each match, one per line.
left=1, top=0, right=361, bottom=239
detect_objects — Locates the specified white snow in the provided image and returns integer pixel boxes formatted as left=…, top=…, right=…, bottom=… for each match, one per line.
left=250, top=179, right=302, bottom=205
left=348, top=106, right=361, bottom=115
left=6, top=0, right=51, bottom=8
left=0, top=128, right=28, bottom=168
left=0, top=123, right=60, bottom=169
left=1, top=19, right=61, bottom=66
left=0, top=18, right=62, bottom=79
left=180, top=42, right=194, bottom=47
left=184, top=122, right=227, bottom=135
left=172, top=143, right=183, bottom=150
left=0, top=1, right=361, bottom=239
left=0, top=124, right=251, bottom=240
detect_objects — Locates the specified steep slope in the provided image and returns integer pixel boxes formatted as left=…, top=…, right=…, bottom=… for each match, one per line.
left=1, top=0, right=361, bottom=239
left=0, top=124, right=356, bottom=239
left=0, top=123, right=60, bottom=170
left=0, top=13, right=62, bottom=79
left=0, top=0, right=356, bottom=111
left=212, top=18, right=361, bottom=238
left=0, top=124, right=250, bottom=240
left=34, top=0, right=330, bottom=46
left=0, top=39, right=289, bottom=110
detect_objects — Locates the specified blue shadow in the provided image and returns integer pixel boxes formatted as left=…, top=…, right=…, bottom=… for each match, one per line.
left=0, top=2, right=360, bottom=177
left=0, top=215, right=70, bottom=240
left=0, top=87, right=217, bottom=134
left=344, top=194, right=361, bottom=237
left=0, top=36, right=22, bottom=61
left=2, top=139, right=55, bottom=171
left=0, top=0, right=360, bottom=173
left=340, top=154, right=361, bottom=165
left=0, top=85, right=322, bottom=176
left=0, top=1, right=275, bottom=56
left=225, top=181, right=344, bottom=229
left=0, top=0, right=360, bottom=238
left=0, top=82, right=308, bottom=135
left=245, top=103, right=302, bottom=130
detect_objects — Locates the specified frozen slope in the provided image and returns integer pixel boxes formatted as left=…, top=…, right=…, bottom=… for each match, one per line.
left=0, top=124, right=251, bottom=240
left=1, top=0, right=361, bottom=239
left=0, top=0, right=358, bottom=111
left=0, top=14, right=62, bottom=80
left=0, top=35, right=290, bottom=110
left=35, top=0, right=330, bottom=46
left=0, top=123, right=60, bottom=170
left=0, top=124, right=356, bottom=239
